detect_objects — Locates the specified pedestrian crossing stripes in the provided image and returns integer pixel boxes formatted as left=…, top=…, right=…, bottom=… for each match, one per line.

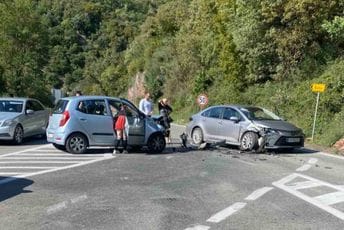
left=273, top=173, right=344, bottom=220
left=0, top=144, right=114, bottom=184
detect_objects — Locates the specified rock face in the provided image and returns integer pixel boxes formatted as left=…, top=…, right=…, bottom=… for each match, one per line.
left=334, top=138, right=344, bottom=152
left=127, top=72, right=146, bottom=104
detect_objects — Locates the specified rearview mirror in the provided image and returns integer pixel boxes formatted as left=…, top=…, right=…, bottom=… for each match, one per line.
left=26, top=109, right=34, bottom=115
left=229, top=116, right=240, bottom=123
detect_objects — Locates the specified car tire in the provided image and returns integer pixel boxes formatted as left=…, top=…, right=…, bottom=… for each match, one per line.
left=53, top=143, right=66, bottom=151
left=12, top=125, right=24, bottom=144
left=66, top=133, right=88, bottom=154
left=191, top=127, right=204, bottom=146
left=240, top=132, right=258, bottom=151
left=147, top=133, right=166, bottom=154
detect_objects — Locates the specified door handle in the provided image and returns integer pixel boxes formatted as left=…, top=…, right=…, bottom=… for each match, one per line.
left=79, top=118, right=87, bottom=121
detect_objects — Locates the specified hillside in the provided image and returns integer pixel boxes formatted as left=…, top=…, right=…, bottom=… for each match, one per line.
left=0, top=0, right=343, bottom=148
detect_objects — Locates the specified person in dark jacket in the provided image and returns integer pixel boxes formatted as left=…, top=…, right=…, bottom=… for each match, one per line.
left=158, top=98, right=173, bottom=143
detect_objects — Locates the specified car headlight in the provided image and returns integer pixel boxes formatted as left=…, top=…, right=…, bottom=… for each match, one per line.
left=265, top=128, right=281, bottom=135
left=1, top=120, right=14, bottom=127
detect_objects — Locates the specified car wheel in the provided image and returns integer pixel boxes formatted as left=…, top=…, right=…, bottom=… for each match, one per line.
left=191, top=127, right=204, bottom=146
left=147, top=133, right=166, bottom=154
left=240, top=132, right=258, bottom=151
left=66, top=133, right=88, bottom=154
left=13, top=125, right=24, bottom=144
left=53, top=143, right=66, bottom=151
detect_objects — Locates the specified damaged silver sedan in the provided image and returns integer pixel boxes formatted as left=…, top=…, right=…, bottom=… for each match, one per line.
left=186, top=105, right=304, bottom=151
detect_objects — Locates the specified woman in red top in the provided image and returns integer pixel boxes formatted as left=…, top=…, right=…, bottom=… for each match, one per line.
left=113, top=105, right=128, bottom=154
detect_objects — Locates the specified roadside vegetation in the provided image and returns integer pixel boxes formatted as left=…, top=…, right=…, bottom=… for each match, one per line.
left=0, top=0, right=343, bottom=147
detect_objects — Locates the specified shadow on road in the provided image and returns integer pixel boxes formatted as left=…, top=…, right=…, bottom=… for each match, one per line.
left=0, top=176, right=33, bottom=202
left=0, top=135, right=48, bottom=146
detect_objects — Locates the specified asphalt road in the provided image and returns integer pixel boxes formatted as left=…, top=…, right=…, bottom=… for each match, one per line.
left=0, top=125, right=344, bottom=230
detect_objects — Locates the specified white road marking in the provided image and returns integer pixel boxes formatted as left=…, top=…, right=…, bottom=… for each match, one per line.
left=317, top=152, right=344, bottom=160
left=206, top=202, right=247, bottom=223
left=70, top=194, right=88, bottom=204
left=166, top=156, right=173, bottom=159
left=47, top=201, right=67, bottom=214
left=0, top=161, right=82, bottom=164
left=185, top=225, right=210, bottom=230
left=0, top=172, right=19, bottom=175
left=288, top=180, right=322, bottom=190
left=314, top=192, right=344, bottom=206
left=273, top=173, right=344, bottom=221
left=18, top=153, right=105, bottom=157
left=0, top=157, right=98, bottom=160
left=308, top=158, right=318, bottom=164
left=245, top=187, right=274, bottom=201
left=235, top=158, right=256, bottom=166
left=296, top=164, right=312, bottom=172
left=0, top=166, right=57, bottom=169
left=0, top=145, right=50, bottom=158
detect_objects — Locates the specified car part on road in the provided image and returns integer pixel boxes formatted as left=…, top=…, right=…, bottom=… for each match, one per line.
left=66, top=133, right=88, bottom=154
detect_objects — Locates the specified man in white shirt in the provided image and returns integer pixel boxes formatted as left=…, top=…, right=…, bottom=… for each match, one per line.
left=139, top=92, right=153, bottom=116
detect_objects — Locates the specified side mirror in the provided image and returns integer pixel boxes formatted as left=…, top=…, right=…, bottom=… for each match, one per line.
left=229, top=116, right=240, bottom=123
left=26, top=109, right=34, bottom=115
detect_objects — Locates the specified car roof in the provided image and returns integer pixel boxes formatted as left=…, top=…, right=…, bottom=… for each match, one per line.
left=0, top=97, right=33, bottom=102
left=61, top=95, right=122, bottom=100
left=206, top=104, right=261, bottom=110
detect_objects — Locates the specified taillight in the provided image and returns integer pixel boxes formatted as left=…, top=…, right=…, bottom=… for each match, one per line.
left=59, top=111, right=70, bottom=127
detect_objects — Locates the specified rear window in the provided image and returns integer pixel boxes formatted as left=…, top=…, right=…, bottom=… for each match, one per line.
left=53, top=100, right=69, bottom=114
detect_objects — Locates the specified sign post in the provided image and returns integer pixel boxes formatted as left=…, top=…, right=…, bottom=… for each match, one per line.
left=197, top=94, right=208, bottom=110
left=311, top=83, right=326, bottom=141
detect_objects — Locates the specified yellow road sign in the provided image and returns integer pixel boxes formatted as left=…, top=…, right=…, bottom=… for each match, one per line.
left=311, top=83, right=326, bottom=93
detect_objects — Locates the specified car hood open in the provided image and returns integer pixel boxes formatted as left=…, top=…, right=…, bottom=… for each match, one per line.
left=253, top=120, right=300, bottom=131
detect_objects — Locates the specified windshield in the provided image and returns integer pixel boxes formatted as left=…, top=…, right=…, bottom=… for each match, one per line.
left=240, top=106, right=281, bottom=120
left=0, top=100, right=23, bottom=113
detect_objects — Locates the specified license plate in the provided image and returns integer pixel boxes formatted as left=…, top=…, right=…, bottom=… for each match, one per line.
left=287, top=137, right=300, bottom=143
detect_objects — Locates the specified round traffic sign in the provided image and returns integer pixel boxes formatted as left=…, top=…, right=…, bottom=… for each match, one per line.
left=197, top=94, right=208, bottom=106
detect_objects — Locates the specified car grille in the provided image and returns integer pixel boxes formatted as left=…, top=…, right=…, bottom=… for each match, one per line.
left=275, top=136, right=304, bottom=146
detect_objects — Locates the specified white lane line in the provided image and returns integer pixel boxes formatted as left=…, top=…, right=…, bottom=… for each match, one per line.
left=47, top=201, right=68, bottom=214
left=288, top=181, right=322, bottom=190
left=185, top=225, right=210, bottom=230
left=273, top=173, right=344, bottom=221
left=245, top=187, right=274, bottom=201
left=317, top=152, right=344, bottom=160
left=235, top=158, right=256, bottom=166
left=314, top=191, right=344, bottom=206
left=166, top=156, right=173, bottom=159
left=308, top=158, right=318, bottom=165
left=0, top=166, right=57, bottom=169
left=70, top=194, right=88, bottom=204
left=0, top=144, right=50, bottom=158
left=12, top=156, right=115, bottom=179
left=17, top=153, right=105, bottom=157
left=206, top=202, right=247, bottom=223
left=0, top=161, right=81, bottom=164
left=1, top=157, right=98, bottom=160
left=296, top=164, right=312, bottom=172
left=0, top=172, right=19, bottom=175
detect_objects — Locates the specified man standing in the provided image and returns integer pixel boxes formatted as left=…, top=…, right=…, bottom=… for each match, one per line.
left=139, top=92, right=153, bottom=116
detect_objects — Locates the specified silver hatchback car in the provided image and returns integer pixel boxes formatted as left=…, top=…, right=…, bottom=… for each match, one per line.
left=47, top=96, right=166, bottom=154
left=0, top=98, right=49, bottom=144
left=186, top=105, right=304, bottom=150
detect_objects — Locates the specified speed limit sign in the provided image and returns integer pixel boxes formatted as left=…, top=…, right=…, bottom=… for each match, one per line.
left=197, top=94, right=208, bottom=109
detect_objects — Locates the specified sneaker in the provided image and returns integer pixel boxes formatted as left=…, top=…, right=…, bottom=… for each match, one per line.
left=122, top=150, right=128, bottom=154
left=112, top=149, right=118, bottom=155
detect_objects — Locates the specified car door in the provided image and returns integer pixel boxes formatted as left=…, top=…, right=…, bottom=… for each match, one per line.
left=22, top=100, right=38, bottom=136
left=217, top=107, right=242, bottom=144
left=120, top=99, right=145, bottom=145
left=75, top=99, right=114, bottom=145
left=202, top=107, right=224, bottom=140
left=30, top=100, right=48, bottom=135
